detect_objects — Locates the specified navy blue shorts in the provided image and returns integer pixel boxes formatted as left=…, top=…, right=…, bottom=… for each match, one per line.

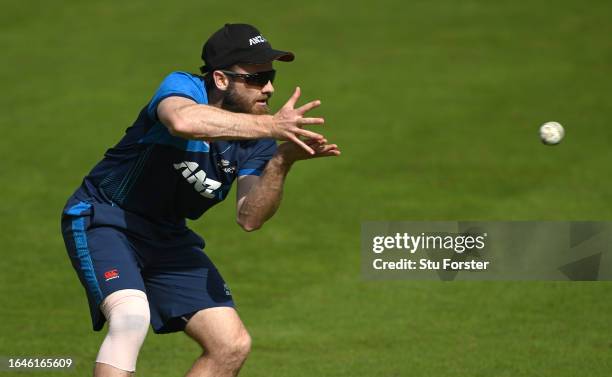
left=60, top=201, right=234, bottom=334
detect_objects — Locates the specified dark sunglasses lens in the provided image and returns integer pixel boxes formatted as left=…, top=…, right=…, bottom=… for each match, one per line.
left=247, top=71, right=275, bottom=85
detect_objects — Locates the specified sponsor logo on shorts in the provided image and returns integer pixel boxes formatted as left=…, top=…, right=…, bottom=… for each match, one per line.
left=104, top=269, right=120, bottom=281
left=224, top=283, right=232, bottom=296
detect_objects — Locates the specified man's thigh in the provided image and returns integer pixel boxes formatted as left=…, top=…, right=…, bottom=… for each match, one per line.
left=62, top=219, right=146, bottom=331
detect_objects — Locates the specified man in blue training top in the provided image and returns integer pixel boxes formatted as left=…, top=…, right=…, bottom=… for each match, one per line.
left=61, top=23, right=340, bottom=377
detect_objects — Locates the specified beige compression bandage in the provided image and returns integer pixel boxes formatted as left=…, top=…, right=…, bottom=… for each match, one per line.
left=95, top=289, right=150, bottom=372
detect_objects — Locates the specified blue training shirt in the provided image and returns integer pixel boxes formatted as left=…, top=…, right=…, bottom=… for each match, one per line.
left=64, top=71, right=277, bottom=227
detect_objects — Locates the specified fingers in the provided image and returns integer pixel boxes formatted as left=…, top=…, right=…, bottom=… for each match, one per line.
left=296, top=100, right=321, bottom=115
left=295, top=128, right=325, bottom=141
left=288, top=134, right=315, bottom=155
left=318, top=150, right=341, bottom=157
left=316, top=144, right=339, bottom=153
left=305, top=138, right=327, bottom=146
left=298, top=117, right=325, bottom=126
left=279, top=140, right=341, bottom=160
left=306, top=142, right=341, bottom=157
left=312, top=144, right=341, bottom=157
left=284, top=86, right=301, bottom=109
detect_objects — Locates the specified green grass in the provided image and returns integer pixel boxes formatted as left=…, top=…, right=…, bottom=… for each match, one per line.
left=1, top=0, right=612, bottom=375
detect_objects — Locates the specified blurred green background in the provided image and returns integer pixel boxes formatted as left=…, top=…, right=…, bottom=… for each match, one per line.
left=1, top=0, right=611, bottom=376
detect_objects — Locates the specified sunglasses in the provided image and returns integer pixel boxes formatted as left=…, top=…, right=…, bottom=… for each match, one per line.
left=220, top=69, right=276, bottom=86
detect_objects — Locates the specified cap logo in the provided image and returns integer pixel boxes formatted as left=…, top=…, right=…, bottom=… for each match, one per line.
left=249, top=35, right=267, bottom=46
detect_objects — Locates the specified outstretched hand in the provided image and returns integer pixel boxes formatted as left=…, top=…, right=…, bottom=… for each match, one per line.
left=277, top=138, right=341, bottom=164
left=271, top=87, right=326, bottom=154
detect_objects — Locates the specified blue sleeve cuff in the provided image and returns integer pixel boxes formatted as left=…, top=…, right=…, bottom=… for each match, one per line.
left=238, top=168, right=263, bottom=176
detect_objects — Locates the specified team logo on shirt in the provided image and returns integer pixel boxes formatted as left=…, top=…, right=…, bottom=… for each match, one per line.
left=217, top=159, right=237, bottom=174
left=173, top=161, right=222, bottom=199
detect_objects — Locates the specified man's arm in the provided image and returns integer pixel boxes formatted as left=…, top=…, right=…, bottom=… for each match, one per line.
left=236, top=140, right=341, bottom=231
left=158, top=87, right=325, bottom=154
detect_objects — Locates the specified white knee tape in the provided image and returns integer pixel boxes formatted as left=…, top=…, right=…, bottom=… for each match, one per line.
left=96, top=289, right=150, bottom=372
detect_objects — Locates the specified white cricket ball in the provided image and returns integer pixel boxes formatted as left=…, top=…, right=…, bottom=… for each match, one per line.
left=539, top=121, right=564, bottom=145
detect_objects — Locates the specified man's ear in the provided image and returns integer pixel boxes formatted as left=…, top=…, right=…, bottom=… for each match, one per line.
left=213, top=70, right=229, bottom=91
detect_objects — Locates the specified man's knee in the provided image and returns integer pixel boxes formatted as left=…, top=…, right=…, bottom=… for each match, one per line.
left=185, top=307, right=251, bottom=368
left=230, top=331, right=252, bottom=359
left=209, top=330, right=251, bottom=366
left=96, top=289, right=150, bottom=372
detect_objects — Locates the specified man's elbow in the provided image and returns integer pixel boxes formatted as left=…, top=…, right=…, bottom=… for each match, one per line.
left=163, top=106, right=195, bottom=138
left=237, top=216, right=263, bottom=232
left=166, top=118, right=190, bottom=138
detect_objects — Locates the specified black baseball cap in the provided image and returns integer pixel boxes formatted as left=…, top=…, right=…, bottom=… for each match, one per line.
left=200, top=23, right=294, bottom=73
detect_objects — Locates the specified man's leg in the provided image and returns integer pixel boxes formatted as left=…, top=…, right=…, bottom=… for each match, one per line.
left=62, top=213, right=150, bottom=377
left=94, top=289, right=150, bottom=377
left=183, top=307, right=251, bottom=377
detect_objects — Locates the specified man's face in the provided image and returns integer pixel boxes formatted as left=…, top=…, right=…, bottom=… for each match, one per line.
left=220, top=62, right=275, bottom=115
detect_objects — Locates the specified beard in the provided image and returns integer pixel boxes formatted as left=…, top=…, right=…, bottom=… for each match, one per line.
left=221, top=81, right=270, bottom=115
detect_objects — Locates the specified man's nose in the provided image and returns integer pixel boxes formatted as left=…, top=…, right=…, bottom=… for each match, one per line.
left=262, top=81, right=274, bottom=95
